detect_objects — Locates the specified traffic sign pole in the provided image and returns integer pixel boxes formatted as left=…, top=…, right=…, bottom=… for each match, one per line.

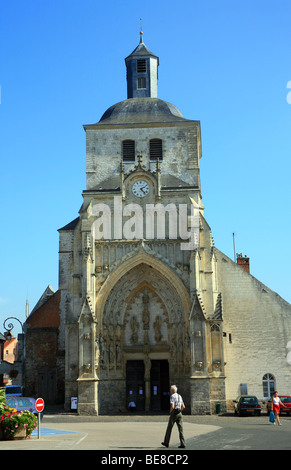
left=35, top=398, right=45, bottom=439
left=38, top=412, right=41, bottom=439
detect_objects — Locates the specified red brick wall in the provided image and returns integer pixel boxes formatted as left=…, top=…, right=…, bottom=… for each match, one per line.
left=26, top=290, right=60, bottom=328
left=237, top=256, right=250, bottom=273
left=24, top=290, right=64, bottom=403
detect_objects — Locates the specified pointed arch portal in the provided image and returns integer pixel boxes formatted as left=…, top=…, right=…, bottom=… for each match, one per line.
left=95, top=253, right=191, bottom=412
left=97, top=251, right=190, bottom=321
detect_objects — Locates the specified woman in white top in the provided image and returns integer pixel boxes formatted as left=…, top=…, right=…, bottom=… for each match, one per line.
left=272, top=391, right=285, bottom=425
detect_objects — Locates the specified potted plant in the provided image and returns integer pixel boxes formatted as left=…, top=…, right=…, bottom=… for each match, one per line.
left=0, top=387, right=38, bottom=440
left=0, top=387, right=7, bottom=440
left=0, top=387, right=6, bottom=413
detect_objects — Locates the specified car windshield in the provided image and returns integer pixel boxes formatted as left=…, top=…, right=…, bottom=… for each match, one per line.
left=17, top=398, right=33, bottom=407
left=241, top=397, right=258, bottom=404
left=280, top=396, right=291, bottom=404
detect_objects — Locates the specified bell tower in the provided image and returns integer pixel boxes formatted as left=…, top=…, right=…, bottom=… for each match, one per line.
left=125, top=29, right=159, bottom=99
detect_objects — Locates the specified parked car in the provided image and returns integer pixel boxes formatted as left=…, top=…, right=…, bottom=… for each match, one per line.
left=267, top=395, right=291, bottom=415
left=5, top=396, right=42, bottom=418
left=233, top=395, right=262, bottom=416
left=5, top=385, right=23, bottom=397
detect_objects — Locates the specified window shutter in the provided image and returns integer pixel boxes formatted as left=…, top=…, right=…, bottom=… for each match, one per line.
left=122, top=140, right=135, bottom=161
left=137, top=59, right=147, bottom=73
left=150, top=139, right=163, bottom=160
left=137, top=77, right=146, bottom=89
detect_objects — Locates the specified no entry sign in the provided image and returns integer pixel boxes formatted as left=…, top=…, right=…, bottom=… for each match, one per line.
left=35, top=397, right=45, bottom=413
left=35, top=398, right=44, bottom=439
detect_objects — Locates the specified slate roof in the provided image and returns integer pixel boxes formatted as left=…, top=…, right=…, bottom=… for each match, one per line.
left=84, top=98, right=198, bottom=129
left=125, top=38, right=159, bottom=62
left=58, top=217, right=80, bottom=231
left=30, top=285, right=55, bottom=315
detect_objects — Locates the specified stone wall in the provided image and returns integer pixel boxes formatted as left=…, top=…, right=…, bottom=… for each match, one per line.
left=85, top=124, right=200, bottom=189
left=98, top=379, right=126, bottom=414
left=215, top=248, right=291, bottom=402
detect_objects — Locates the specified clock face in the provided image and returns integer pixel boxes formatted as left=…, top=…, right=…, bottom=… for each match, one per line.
left=132, top=180, right=150, bottom=197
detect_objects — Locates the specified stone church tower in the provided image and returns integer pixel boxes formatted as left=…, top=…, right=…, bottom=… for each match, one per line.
left=57, top=32, right=291, bottom=415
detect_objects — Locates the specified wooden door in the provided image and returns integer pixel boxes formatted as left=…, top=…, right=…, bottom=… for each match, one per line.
left=126, top=360, right=145, bottom=411
left=150, top=360, right=169, bottom=411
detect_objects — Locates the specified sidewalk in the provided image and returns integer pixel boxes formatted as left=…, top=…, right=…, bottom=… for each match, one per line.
left=0, top=413, right=221, bottom=450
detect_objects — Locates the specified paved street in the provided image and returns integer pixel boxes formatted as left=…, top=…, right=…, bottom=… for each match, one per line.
left=187, top=413, right=291, bottom=450
left=1, top=412, right=291, bottom=455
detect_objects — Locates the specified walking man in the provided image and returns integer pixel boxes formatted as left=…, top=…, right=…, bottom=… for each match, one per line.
left=162, top=385, right=186, bottom=448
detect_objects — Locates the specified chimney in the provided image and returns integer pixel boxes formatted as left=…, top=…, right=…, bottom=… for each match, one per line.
left=237, top=253, right=250, bottom=273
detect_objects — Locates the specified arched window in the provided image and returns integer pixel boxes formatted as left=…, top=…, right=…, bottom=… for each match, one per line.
left=150, top=139, right=163, bottom=161
left=263, top=373, right=275, bottom=398
left=122, top=140, right=135, bottom=162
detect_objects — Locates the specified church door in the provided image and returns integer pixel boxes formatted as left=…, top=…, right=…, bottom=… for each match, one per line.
left=126, top=360, right=145, bottom=411
left=38, top=369, right=57, bottom=404
left=150, top=360, right=169, bottom=411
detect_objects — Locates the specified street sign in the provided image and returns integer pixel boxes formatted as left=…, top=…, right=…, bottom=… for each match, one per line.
left=35, top=397, right=45, bottom=413
left=35, top=398, right=44, bottom=439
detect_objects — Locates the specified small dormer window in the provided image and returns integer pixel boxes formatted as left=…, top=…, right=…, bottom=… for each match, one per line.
left=137, top=77, right=146, bottom=89
left=150, top=139, right=163, bottom=160
left=122, top=140, right=135, bottom=161
left=137, top=59, right=146, bottom=73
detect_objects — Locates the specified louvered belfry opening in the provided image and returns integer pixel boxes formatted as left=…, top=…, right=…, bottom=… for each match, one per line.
left=122, top=140, right=135, bottom=161
left=150, top=138, right=162, bottom=160
left=137, top=59, right=147, bottom=73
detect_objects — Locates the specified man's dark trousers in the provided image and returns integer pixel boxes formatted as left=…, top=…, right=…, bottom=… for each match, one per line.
left=163, top=411, right=185, bottom=447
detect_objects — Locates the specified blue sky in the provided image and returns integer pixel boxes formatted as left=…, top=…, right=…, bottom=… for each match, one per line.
left=0, top=0, right=290, bottom=337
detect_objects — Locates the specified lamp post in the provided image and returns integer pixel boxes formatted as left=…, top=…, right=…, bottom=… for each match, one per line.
left=3, top=317, right=23, bottom=337
left=3, top=316, right=25, bottom=389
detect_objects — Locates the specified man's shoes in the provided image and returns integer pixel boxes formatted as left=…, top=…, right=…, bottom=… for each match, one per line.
left=178, top=445, right=186, bottom=448
left=161, top=442, right=169, bottom=448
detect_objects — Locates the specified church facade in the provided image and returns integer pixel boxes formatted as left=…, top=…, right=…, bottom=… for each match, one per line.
left=53, top=33, right=291, bottom=415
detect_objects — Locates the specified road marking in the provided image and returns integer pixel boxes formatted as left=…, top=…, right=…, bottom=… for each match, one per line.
left=73, top=433, right=88, bottom=447
left=32, top=428, right=79, bottom=437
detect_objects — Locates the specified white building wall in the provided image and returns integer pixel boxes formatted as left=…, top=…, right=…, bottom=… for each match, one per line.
left=215, top=248, right=291, bottom=403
